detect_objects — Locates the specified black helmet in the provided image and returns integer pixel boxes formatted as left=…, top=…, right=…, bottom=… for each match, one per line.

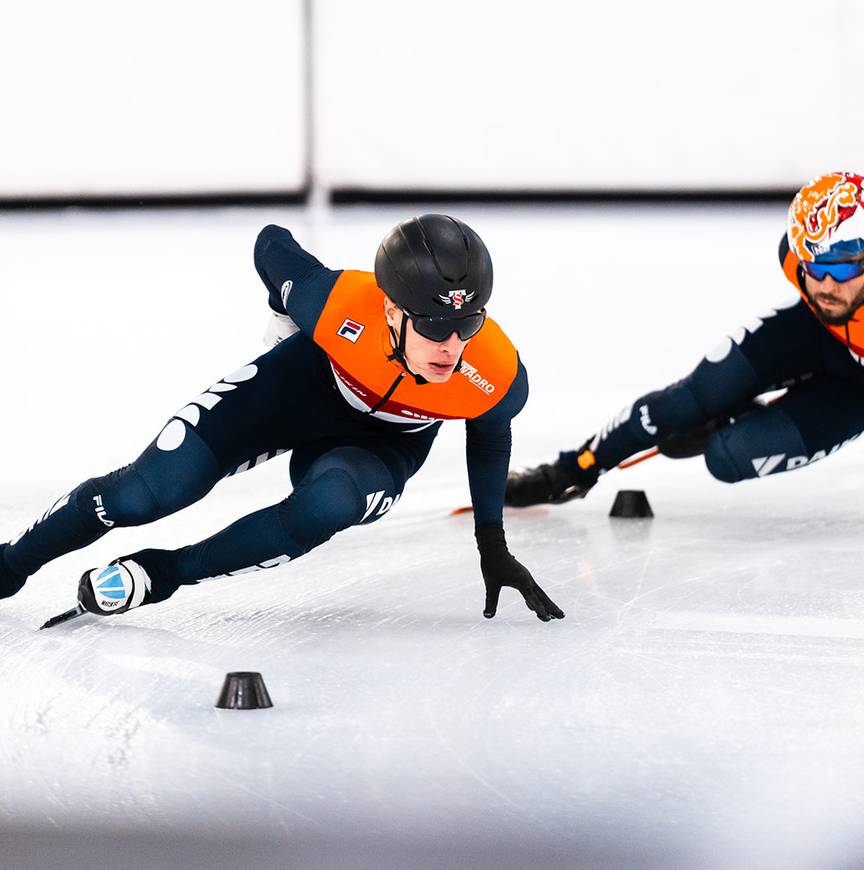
left=375, top=214, right=493, bottom=316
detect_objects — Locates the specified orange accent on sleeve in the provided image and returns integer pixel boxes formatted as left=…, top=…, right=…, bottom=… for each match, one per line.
left=577, top=449, right=596, bottom=470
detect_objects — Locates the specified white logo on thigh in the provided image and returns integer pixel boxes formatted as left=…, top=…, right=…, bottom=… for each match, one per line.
left=216, top=554, right=293, bottom=578
left=751, top=454, right=785, bottom=477
left=593, top=404, right=632, bottom=446
left=639, top=404, right=657, bottom=436
left=281, top=280, right=293, bottom=308
left=156, top=364, right=258, bottom=452
left=706, top=298, right=799, bottom=363
left=361, top=490, right=401, bottom=522
left=752, top=433, right=860, bottom=476
left=10, top=491, right=71, bottom=546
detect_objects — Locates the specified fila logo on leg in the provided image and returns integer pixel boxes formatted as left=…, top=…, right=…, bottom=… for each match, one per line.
left=338, top=319, right=365, bottom=343
left=93, top=495, right=115, bottom=528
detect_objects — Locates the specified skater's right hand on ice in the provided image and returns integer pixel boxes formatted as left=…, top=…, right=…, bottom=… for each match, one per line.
left=474, top=524, right=565, bottom=622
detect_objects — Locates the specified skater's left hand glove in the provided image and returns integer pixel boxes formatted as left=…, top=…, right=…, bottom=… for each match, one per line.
left=475, top=524, right=565, bottom=622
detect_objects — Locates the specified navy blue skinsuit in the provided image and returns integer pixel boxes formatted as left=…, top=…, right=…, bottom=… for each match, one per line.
left=1, top=227, right=528, bottom=598
left=564, top=294, right=864, bottom=483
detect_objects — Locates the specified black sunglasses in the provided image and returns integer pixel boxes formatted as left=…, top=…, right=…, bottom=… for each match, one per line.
left=402, top=307, right=487, bottom=342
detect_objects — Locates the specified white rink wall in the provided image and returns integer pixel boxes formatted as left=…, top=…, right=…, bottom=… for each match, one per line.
left=1, top=0, right=307, bottom=196
left=314, top=0, right=863, bottom=191
left=3, top=0, right=863, bottom=197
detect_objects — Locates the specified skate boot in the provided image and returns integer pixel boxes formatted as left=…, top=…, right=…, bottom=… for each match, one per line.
left=78, top=550, right=183, bottom=615
left=505, top=442, right=600, bottom=507
left=78, top=557, right=155, bottom=616
left=0, top=543, right=27, bottom=600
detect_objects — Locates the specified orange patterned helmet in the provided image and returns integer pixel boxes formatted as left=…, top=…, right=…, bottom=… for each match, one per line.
left=787, top=172, right=864, bottom=263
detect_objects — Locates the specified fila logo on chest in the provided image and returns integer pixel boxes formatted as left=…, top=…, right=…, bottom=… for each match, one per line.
left=338, top=319, right=365, bottom=343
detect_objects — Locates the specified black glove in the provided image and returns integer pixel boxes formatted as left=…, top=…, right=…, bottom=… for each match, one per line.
left=475, top=524, right=565, bottom=622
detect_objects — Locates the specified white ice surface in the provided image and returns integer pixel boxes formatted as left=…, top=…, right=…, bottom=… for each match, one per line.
left=2, top=205, right=864, bottom=870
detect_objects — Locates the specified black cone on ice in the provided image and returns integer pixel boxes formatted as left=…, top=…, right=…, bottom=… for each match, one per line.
left=215, top=672, right=273, bottom=709
left=610, top=490, right=653, bottom=518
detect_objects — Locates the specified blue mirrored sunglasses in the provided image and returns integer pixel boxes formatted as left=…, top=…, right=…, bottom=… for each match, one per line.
left=801, top=260, right=864, bottom=282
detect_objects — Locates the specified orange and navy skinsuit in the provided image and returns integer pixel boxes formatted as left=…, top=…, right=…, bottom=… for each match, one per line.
left=778, top=234, right=864, bottom=363
left=253, top=224, right=529, bottom=525
left=0, top=224, right=530, bottom=592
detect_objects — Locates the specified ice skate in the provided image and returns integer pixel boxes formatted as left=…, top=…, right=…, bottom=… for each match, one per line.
left=505, top=445, right=600, bottom=507
left=78, top=558, right=154, bottom=616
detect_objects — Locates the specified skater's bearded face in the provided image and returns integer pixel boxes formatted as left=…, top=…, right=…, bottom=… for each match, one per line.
left=383, top=298, right=468, bottom=383
left=803, top=261, right=864, bottom=326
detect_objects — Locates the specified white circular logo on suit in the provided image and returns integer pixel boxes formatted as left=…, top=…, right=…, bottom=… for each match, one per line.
left=156, top=365, right=259, bottom=452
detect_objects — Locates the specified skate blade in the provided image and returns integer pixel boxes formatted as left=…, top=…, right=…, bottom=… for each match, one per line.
left=39, top=604, right=87, bottom=630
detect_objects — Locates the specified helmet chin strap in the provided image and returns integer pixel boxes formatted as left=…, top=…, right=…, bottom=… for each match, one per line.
left=387, top=315, right=428, bottom=385
left=386, top=310, right=467, bottom=384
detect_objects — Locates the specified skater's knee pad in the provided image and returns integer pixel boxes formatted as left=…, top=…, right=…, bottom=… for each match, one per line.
left=704, top=407, right=807, bottom=483
left=310, top=466, right=369, bottom=528
left=703, top=433, right=742, bottom=483
left=276, top=467, right=370, bottom=554
left=82, top=431, right=222, bottom=528
left=293, top=448, right=397, bottom=520
left=640, top=382, right=707, bottom=436
left=687, top=345, right=760, bottom=417
left=292, top=445, right=391, bottom=485
left=647, top=352, right=756, bottom=435
left=75, top=468, right=164, bottom=528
